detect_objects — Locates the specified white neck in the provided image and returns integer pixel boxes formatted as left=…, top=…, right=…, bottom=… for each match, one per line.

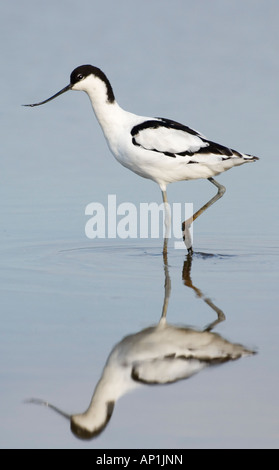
left=74, top=74, right=132, bottom=152
left=71, top=362, right=139, bottom=434
left=87, top=88, right=125, bottom=139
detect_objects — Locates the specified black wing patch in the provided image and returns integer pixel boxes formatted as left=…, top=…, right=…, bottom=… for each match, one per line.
left=131, top=118, right=204, bottom=159
left=131, top=117, right=247, bottom=161
left=131, top=118, right=201, bottom=139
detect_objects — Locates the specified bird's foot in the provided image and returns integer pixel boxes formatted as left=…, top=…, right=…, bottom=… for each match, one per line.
left=187, top=246, right=193, bottom=256
left=182, top=221, right=193, bottom=254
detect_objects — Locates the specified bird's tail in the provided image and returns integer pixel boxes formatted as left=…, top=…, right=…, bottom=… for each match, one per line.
left=242, top=153, right=259, bottom=161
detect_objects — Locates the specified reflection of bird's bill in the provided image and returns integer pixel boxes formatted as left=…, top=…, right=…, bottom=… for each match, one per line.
left=24, top=398, right=71, bottom=419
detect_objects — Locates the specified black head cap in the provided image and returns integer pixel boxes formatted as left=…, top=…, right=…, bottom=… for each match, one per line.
left=70, top=401, right=115, bottom=440
left=70, top=65, right=115, bottom=103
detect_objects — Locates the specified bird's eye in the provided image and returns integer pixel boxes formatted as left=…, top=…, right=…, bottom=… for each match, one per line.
left=77, top=74, right=84, bottom=80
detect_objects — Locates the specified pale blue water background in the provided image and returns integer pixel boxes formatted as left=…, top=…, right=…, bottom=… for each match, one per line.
left=1, top=0, right=279, bottom=448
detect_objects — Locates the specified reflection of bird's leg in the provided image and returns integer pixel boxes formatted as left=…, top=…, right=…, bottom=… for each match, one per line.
left=160, top=248, right=171, bottom=324
left=162, top=190, right=171, bottom=256
left=182, top=178, right=226, bottom=253
left=182, top=254, right=225, bottom=330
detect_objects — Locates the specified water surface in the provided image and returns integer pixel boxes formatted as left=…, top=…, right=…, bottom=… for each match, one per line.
left=1, top=0, right=279, bottom=449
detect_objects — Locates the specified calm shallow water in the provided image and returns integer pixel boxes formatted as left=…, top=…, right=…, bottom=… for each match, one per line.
left=1, top=236, right=278, bottom=448
left=1, top=0, right=279, bottom=449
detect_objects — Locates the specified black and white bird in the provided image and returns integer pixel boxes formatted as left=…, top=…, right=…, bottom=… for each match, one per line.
left=25, top=255, right=255, bottom=440
left=26, top=324, right=254, bottom=440
left=24, top=65, right=259, bottom=252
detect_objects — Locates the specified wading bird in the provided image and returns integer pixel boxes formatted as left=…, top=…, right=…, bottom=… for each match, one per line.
left=24, top=65, right=258, bottom=253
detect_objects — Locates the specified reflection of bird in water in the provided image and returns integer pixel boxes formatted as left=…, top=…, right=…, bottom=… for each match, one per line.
left=26, top=254, right=255, bottom=439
